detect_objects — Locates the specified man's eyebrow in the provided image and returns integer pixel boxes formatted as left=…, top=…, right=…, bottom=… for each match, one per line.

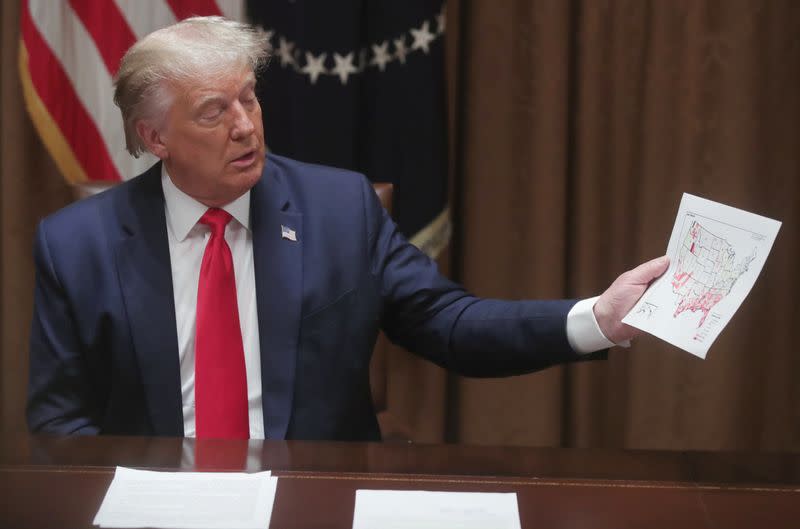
left=193, top=94, right=227, bottom=112
left=192, top=75, right=257, bottom=111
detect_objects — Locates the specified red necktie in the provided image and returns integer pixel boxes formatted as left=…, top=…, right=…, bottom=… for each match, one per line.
left=195, top=208, right=250, bottom=439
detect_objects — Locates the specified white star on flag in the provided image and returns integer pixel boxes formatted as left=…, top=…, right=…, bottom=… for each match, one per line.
left=394, top=36, right=408, bottom=64
left=332, top=52, right=357, bottom=84
left=411, top=20, right=435, bottom=54
left=301, top=52, right=327, bottom=84
left=371, top=41, right=391, bottom=71
left=260, top=13, right=445, bottom=82
left=277, top=37, right=296, bottom=67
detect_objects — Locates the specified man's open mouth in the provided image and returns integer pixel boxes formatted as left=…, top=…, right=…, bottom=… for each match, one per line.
left=231, top=150, right=256, bottom=166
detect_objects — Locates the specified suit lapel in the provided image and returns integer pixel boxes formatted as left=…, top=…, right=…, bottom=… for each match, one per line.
left=251, top=160, right=302, bottom=440
left=114, top=165, right=183, bottom=436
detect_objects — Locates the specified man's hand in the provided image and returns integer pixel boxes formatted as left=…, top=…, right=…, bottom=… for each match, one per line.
left=593, top=256, right=670, bottom=344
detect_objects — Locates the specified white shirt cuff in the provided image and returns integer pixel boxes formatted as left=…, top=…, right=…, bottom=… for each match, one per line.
left=566, top=296, right=630, bottom=354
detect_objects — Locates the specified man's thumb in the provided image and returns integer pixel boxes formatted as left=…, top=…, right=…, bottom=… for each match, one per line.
left=631, top=255, right=670, bottom=284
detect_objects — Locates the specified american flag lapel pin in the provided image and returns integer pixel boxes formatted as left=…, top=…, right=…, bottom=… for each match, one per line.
left=281, top=225, right=297, bottom=242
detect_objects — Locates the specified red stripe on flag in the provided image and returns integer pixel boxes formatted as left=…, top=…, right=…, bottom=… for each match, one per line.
left=21, top=1, right=121, bottom=182
left=165, top=0, right=223, bottom=20
left=68, top=0, right=137, bottom=77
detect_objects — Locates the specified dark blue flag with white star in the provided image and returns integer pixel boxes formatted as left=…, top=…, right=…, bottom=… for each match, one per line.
left=248, top=1, right=449, bottom=255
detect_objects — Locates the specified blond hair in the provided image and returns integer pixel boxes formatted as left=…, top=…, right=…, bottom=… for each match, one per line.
left=113, top=16, right=271, bottom=157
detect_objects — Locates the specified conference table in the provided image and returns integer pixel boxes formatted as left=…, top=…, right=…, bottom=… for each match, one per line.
left=1, top=433, right=798, bottom=528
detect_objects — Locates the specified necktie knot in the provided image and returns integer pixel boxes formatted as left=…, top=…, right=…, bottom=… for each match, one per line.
left=199, top=208, right=232, bottom=237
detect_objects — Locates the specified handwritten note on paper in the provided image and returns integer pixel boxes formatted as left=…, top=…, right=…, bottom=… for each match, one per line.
left=353, top=489, right=522, bottom=529
left=93, top=467, right=277, bottom=529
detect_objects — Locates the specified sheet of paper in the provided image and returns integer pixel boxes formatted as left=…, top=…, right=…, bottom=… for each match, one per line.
left=352, top=489, right=522, bottom=529
left=93, top=467, right=277, bottom=529
left=623, top=193, right=781, bottom=358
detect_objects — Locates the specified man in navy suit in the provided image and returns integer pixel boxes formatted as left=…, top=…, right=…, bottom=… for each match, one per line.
left=27, top=17, right=668, bottom=440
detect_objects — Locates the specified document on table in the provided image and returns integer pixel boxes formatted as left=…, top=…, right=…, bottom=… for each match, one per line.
left=352, top=490, right=522, bottom=529
left=93, top=467, right=277, bottom=529
left=623, top=193, right=781, bottom=358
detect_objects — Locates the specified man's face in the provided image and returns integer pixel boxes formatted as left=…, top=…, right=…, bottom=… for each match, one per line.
left=153, top=66, right=266, bottom=207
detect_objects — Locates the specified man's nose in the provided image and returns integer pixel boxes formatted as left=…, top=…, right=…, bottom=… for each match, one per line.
left=230, top=103, right=255, bottom=140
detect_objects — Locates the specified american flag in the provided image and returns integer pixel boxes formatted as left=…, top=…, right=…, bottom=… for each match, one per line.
left=19, top=0, right=244, bottom=186
left=280, top=225, right=297, bottom=242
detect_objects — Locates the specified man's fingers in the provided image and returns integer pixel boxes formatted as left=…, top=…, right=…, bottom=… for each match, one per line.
left=596, top=256, right=670, bottom=344
left=629, top=255, right=669, bottom=285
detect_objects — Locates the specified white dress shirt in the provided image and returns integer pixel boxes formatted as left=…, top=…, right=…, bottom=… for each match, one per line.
left=567, top=296, right=623, bottom=352
left=161, top=168, right=617, bottom=438
left=162, top=168, right=265, bottom=439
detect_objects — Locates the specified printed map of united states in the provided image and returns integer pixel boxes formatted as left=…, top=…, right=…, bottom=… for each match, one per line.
left=671, top=220, right=755, bottom=327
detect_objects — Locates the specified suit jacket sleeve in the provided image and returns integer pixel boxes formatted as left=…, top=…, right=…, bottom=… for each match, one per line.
left=28, top=220, right=101, bottom=434
left=362, top=177, right=603, bottom=377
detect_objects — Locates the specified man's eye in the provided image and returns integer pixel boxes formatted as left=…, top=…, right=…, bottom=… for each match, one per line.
left=200, top=107, right=223, bottom=120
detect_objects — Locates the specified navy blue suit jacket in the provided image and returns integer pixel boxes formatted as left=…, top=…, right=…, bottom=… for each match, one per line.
left=28, top=154, right=592, bottom=440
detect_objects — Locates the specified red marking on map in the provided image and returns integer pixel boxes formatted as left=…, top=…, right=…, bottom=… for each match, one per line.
left=673, top=288, right=723, bottom=327
left=670, top=219, right=755, bottom=329
left=671, top=271, right=692, bottom=290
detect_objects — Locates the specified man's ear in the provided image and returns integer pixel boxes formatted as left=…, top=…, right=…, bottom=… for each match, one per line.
left=135, top=120, right=168, bottom=160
